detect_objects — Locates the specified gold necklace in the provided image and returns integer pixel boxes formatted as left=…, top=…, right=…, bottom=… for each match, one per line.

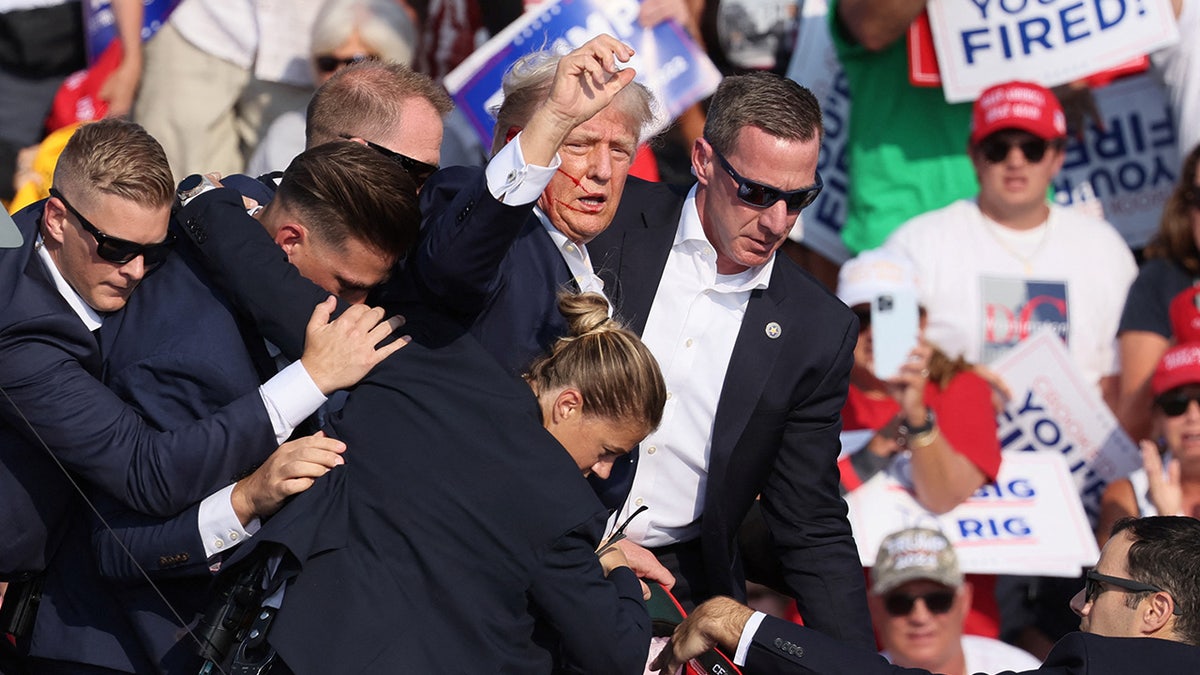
left=978, top=209, right=1051, bottom=275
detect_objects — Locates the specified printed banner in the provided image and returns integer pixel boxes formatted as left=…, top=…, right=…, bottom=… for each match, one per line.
left=979, top=278, right=1070, bottom=364
left=925, top=0, right=1179, bottom=103
left=991, top=332, right=1142, bottom=523
left=783, top=0, right=852, bottom=264
left=846, top=452, right=1100, bottom=576
left=84, top=0, right=178, bottom=65
left=1053, top=72, right=1180, bottom=249
left=443, top=0, right=722, bottom=151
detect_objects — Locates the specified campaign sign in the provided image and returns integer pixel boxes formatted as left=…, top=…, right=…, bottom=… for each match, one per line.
left=979, top=278, right=1069, bottom=364
left=84, top=0, right=178, bottom=65
left=1053, top=72, right=1180, bottom=249
left=784, top=0, right=853, bottom=264
left=443, top=0, right=722, bottom=150
left=845, top=452, right=1100, bottom=576
left=991, top=332, right=1142, bottom=523
left=925, top=0, right=1179, bottom=103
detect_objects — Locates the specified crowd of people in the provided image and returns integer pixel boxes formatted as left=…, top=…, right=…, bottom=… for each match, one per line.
left=2, top=1, right=1200, bottom=674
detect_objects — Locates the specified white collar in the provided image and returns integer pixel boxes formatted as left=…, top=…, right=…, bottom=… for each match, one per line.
left=676, top=184, right=775, bottom=292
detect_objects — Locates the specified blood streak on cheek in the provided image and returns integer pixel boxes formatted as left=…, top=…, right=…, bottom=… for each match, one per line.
left=555, top=168, right=589, bottom=213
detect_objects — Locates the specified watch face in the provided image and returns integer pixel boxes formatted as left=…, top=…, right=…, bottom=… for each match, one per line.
left=178, top=174, right=203, bottom=194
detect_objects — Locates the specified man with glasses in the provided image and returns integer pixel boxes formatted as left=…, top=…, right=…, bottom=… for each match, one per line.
left=868, top=528, right=1039, bottom=674
left=883, top=81, right=1137, bottom=404
left=585, top=71, right=874, bottom=648
left=653, top=516, right=1200, bottom=673
left=0, top=119, right=405, bottom=673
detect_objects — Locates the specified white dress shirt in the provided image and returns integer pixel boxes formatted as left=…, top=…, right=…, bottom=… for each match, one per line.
left=607, top=186, right=775, bottom=547
left=37, top=239, right=327, bottom=559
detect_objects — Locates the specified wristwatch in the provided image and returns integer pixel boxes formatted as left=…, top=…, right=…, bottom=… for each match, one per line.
left=177, top=174, right=218, bottom=207
left=896, top=408, right=936, bottom=449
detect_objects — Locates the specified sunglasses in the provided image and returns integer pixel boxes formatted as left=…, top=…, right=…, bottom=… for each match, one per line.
left=1084, top=570, right=1183, bottom=615
left=314, top=53, right=375, bottom=73
left=1155, top=393, right=1200, bottom=417
left=49, top=187, right=175, bottom=269
left=709, top=144, right=822, bottom=213
left=882, top=590, right=956, bottom=617
left=977, top=135, right=1061, bottom=164
left=342, top=135, right=438, bottom=188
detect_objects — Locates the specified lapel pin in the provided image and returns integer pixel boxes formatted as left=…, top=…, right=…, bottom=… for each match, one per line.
left=765, top=322, right=782, bottom=339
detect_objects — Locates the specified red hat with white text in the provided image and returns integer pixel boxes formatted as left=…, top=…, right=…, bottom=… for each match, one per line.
left=970, top=81, right=1067, bottom=145
left=1152, top=343, right=1200, bottom=396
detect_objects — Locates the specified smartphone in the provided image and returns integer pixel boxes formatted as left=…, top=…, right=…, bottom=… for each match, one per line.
left=871, top=290, right=919, bottom=380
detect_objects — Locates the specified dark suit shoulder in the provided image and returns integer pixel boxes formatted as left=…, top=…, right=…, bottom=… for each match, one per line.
left=771, top=252, right=856, bottom=326
left=1041, top=633, right=1200, bottom=674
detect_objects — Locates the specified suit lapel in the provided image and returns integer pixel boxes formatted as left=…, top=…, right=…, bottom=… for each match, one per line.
left=709, top=262, right=790, bottom=476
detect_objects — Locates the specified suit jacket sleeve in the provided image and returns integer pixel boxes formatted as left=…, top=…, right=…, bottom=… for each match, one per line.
left=528, top=527, right=651, bottom=675
left=409, top=166, right=538, bottom=319
left=746, top=615, right=931, bottom=675
left=760, top=312, right=875, bottom=648
left=0, top=310, right=275, bottom=518
left=176, top=188, right=338, bottom=358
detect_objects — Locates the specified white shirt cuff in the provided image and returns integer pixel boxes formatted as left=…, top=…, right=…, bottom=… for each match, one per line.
left=258, top=359, right=327, bottom=443
left=198, top=483, right=261, bottom=559
left=484, top=131, right=561, bottom=204
left=733, top=611, right=767, bottom=666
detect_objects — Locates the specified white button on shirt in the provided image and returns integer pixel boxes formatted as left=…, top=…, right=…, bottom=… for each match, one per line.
left=608, top=185, right=774, bottom=548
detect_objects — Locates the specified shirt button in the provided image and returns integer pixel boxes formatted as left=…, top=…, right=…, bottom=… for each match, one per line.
left=666, top=392, right=673, bottom=400
left=565, top=243, right=576, bottom=252
left=634, top=497, right=644, bottom=507
left=703, top=246, right=714, bottom=257
left=685, top=338, right=694, bottom=347
left=646, top=446, right=656, bottom=455
left=229, top=532, right=239, bottom=541
left=213, top=540, right=224, bottom=549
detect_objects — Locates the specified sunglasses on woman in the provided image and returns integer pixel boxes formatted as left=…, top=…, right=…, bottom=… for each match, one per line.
left=882, top=589, right=956, bottom=616
left=49, top=187, right=175, bottom=269
left=709, top=143, right=822, bottom=213
left=977, top=135, right=1064, bottom=164
left=314, top=53, right=375, bottom=74
left=1155, top=392, right=1200, bottom=417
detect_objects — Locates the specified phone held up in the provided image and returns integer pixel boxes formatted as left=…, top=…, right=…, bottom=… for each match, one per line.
left=870, top=290, right=919, bottom=380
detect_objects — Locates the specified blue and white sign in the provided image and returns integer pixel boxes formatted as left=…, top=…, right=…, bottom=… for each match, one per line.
left=926, top=0, right=1180, bottom=103
left=443, top=0, right=722, bottom=149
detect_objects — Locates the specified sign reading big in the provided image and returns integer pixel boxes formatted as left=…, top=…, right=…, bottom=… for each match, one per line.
left=926, top=0, right=1179, bottom=103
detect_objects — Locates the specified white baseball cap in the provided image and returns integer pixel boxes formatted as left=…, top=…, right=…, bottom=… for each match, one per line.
left=836, top=248, right=919, bottom=309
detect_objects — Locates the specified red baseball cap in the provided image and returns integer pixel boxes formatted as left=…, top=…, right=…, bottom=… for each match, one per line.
left=970, top=81, right=1067, bottom=145
left=1169, top=286, right=1200, bottom=344
left=1152, top=343, right=1200, bottom=396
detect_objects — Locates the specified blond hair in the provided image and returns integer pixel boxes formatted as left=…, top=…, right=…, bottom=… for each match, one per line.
left=53, top=118, right=174, bottom=209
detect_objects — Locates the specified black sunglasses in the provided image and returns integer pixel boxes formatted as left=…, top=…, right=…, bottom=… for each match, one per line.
left=1155, top=392, right=1200, bottom=417
left=709, top=144, right=822, bottom=213
left=341, top=135, right=438, bottom=188
left=977, top=135, right=1061, bottom=164
left=49, top=187, right=175, bottom=269
left=314, top=53, right=375, bottom=73
left=1084, top=570, right=1183, bottom=615
left=882, top=590, right=956, bottom=617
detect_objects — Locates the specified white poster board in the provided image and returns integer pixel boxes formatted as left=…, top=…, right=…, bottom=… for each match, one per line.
left=846, top=452, right=1100, bottom=576
left=926, top=0, right=1179, bottom=103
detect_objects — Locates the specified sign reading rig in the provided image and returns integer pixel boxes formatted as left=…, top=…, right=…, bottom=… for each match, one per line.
left=925, top=0, right=1179, bottom=103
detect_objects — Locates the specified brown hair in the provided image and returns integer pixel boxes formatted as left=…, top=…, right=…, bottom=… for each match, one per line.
left=272, top=141, right=419, bottom=260
left=53, top=118, right=174, bottom=209
left=703, top=72, right=823, bottom=156
left=489, top=49, right=655, bottom=155
left=306, top=60, right=453, bottom=147
left=526, top=293, right=666, bottom=430
left=1144, top=144, right=1200, bottom=273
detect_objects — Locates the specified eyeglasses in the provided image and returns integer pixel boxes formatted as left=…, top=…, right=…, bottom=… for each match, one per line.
left=882, top=590, right=956, bottom=616
left=49, top=187, right=175, bottom=269
left=314, top=53, right=375, bottom=73
left=709, top=143, right=822, bottom=213
left=341, top=135, right=438, bottom=188
left=977, top=135, right=1061, bottom=164
left=1084, top=570, right=1183, bottom=615
left=1155, top=393, right=1200, bottom=417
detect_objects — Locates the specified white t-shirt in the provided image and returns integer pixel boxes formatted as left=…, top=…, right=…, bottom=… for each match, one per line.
left=1153, top=0, right=1200, bottom=157
left=885, top=199, right=1137, bottom=391
left=882, top=635, right=1041, bottom=674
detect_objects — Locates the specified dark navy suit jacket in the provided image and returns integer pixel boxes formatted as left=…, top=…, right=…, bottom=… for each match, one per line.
left=404, top=165, right=575, bottom=376
left=588, top=178, right=874, bottom=649
left=176, top=188, right=652, bottom=674
left=747, top=615, right=1200, bottom=674
left=0, top=201, right=280, bottom=670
